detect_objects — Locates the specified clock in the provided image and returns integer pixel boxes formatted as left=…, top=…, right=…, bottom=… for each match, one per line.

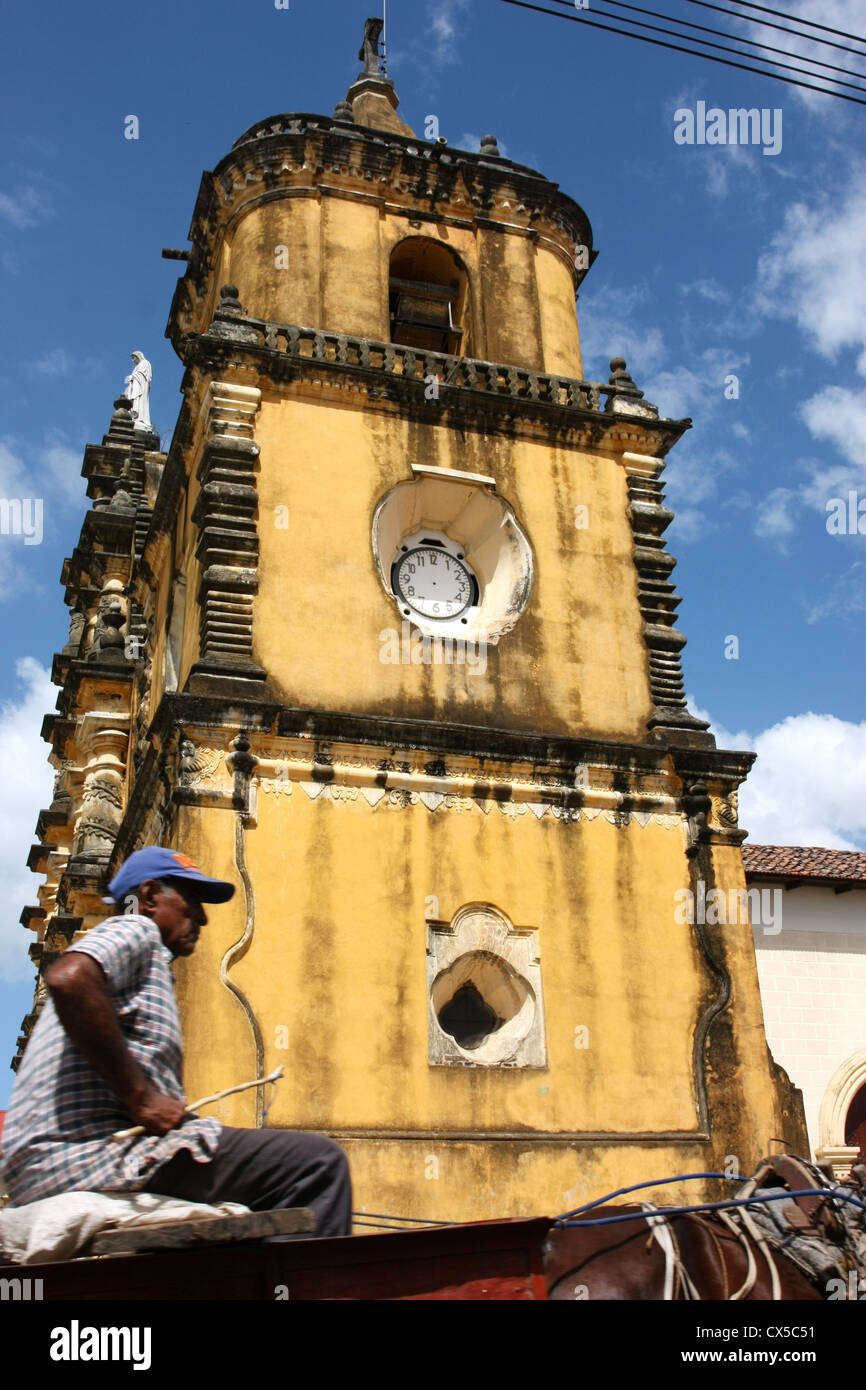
left=390, top=531, right=480, bottom=623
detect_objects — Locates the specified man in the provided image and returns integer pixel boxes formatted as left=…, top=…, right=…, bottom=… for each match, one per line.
left=1, top=847, right=352, bottom=1238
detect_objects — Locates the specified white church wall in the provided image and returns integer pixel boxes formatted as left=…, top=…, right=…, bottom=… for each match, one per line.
left=752, top=884, right=866, bottom=1159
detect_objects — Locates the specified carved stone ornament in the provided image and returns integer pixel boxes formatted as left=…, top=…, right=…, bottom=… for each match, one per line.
left=427, top=903, right=547, bottom=1068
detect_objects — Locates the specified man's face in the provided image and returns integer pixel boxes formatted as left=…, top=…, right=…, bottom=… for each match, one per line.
left=135, top=878, right=208, bottom=958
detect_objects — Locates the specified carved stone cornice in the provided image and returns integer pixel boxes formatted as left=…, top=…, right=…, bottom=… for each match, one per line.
left=102, top=688, right=756, bottom=870
left=166, top=113, right=597, bottom=349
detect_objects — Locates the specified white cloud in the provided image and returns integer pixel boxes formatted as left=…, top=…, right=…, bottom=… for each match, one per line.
left=680, top=279, right=730, bottom=305
left=800, top=385, right=866, bottom=469
left=0, top=435, right=83, bottom=597
left=689, top=702, right=866, bottom=849
left=754, top=485, right=798, bottom=543
left=729, top=0, right=865, bottom=110
left=0, top=183, right=53, bottom=229
left=756, top=181, right=866, bottom=374
left=803, top=560, right=866, bottom=624
left=0, top=431, right=83, bottom=513
left=702, top=139, right=758, bottom=201
left=645, top=349, right=750, bottom=422
left=429, top=0, right=471, bottom=65
left=32, top=348, right=71, bottom=377
left=578, top=285, right=667, bottom=383
left=0, top=659, right=57, bottom=982
left=751, top=177, right=866, bottom=537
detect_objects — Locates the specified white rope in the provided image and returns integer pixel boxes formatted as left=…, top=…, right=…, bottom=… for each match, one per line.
left=641, top=1203, right=702, bottom=1300
left=739, top=1206, right=783, bottom=1300
left=716, top=1208, right=758, bottom=1300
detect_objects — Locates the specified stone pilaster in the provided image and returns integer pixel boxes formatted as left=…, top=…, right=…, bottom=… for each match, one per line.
left=187, top=378, right=267, bottom=697
left=623, top=451, right=713, bottom=748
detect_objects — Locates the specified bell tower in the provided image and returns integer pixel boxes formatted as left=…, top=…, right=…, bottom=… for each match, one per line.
left=21, top=20, right=806, bottom=1220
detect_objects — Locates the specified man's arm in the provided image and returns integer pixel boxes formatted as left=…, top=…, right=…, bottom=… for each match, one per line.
left=45, top=953, right=187, bottom=1136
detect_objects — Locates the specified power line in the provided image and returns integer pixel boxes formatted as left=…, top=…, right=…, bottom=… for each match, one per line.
left=558, top=0, right=866, bottom=94
left=594, top=0, right=866, bottom=83
left=496, top=0, right=866, bottom=105
left=719, top=0, right=866, bottom=47
left=684, top=0, right=866, bottom=59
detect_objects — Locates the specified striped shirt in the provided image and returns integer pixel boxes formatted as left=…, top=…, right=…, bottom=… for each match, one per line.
left=0, top=913, right=221, bottom=1206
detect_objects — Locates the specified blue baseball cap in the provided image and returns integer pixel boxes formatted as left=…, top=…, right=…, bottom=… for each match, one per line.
left=104, top=846, right=236, bottom=906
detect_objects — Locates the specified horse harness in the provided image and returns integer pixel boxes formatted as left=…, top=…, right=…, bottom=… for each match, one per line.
left=640, top=1156, right=864, bottom=1300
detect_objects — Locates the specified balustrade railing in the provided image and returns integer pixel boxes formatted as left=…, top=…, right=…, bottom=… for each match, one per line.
left=227, top=318, right=648, bottom=416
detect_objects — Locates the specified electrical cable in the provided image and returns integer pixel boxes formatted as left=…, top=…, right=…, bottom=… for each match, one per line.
left=546, top=0, right=866, bottom=96
left=585, top=0, right=866, bottom=84
left=720, top=0, right=866, bottom=46
left=496, top=0, right=866, bottom=106
left=685, top=0, right=866, bottom=58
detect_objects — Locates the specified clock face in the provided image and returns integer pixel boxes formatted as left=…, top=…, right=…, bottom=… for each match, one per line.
left=394, top=546, right=474, bottom=619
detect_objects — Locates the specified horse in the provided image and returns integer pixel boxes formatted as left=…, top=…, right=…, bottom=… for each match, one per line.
left=544, top=1158, right=866, bottom=1300
left=544, top=1202, right=822, bottom=1300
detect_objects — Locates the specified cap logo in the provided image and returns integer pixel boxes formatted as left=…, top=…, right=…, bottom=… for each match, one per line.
left=171, top=852, right=200, bottom=871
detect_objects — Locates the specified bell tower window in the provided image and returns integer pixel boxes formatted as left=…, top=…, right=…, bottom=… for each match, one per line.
left=389, top=238, right=468, bottom=355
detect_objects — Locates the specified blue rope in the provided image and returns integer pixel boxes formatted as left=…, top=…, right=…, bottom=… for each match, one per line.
left=554, top=1188, right=866, bottom=1228
left=557, top=1171, right=740, bottom=1221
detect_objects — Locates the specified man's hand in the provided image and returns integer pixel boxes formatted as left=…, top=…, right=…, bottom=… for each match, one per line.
left=45, top=952, right=182, bottom=1130
left=129, top=1090, right=188, bottom=1136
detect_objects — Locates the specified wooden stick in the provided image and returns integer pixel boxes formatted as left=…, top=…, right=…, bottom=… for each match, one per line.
left=111, top=1066, right=285, bottom=1143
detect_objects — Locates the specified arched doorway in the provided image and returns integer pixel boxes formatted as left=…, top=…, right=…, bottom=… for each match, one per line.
left=817, top=1050, right=866, bottom=1177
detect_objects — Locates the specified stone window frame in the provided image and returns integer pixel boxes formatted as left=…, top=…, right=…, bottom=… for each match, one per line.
left=426, top=902, right=547, bottom=1068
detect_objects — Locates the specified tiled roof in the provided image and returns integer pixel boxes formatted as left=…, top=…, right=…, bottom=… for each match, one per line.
left=742, top=844, right=866, bottom=886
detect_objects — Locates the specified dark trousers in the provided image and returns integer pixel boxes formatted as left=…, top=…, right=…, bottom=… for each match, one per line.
left=142, top=1127, right=352, bottom=1238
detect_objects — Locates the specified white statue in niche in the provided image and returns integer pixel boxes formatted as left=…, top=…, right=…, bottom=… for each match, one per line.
left=124, top=351, right=152, bottom=432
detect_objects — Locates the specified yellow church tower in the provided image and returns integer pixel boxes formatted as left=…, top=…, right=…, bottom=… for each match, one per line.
left=19, top=19, right=805, bottom=1221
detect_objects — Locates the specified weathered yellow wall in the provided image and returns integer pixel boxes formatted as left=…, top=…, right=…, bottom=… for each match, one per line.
left=230, top=197, right=323, bottom=329
left=173, top=785, right=788, bottom=1220
left=225, top=193, right=583, bottom=377
left=536, top=241, right=583, bottom=378
left=173, top=803, right=259, bottom=1131
left=251, top=392, right=651, bottom=740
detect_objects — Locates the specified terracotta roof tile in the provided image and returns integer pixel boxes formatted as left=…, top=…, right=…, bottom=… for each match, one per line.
left=742, top=844, right=866, bottom=886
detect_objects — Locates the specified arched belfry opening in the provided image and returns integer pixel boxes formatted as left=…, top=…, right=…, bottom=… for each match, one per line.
left=388, top=238, right=469, bottom=356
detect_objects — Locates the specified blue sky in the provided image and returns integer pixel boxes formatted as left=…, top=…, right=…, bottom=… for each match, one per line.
left=0, top=0, right=864, bottom=1101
